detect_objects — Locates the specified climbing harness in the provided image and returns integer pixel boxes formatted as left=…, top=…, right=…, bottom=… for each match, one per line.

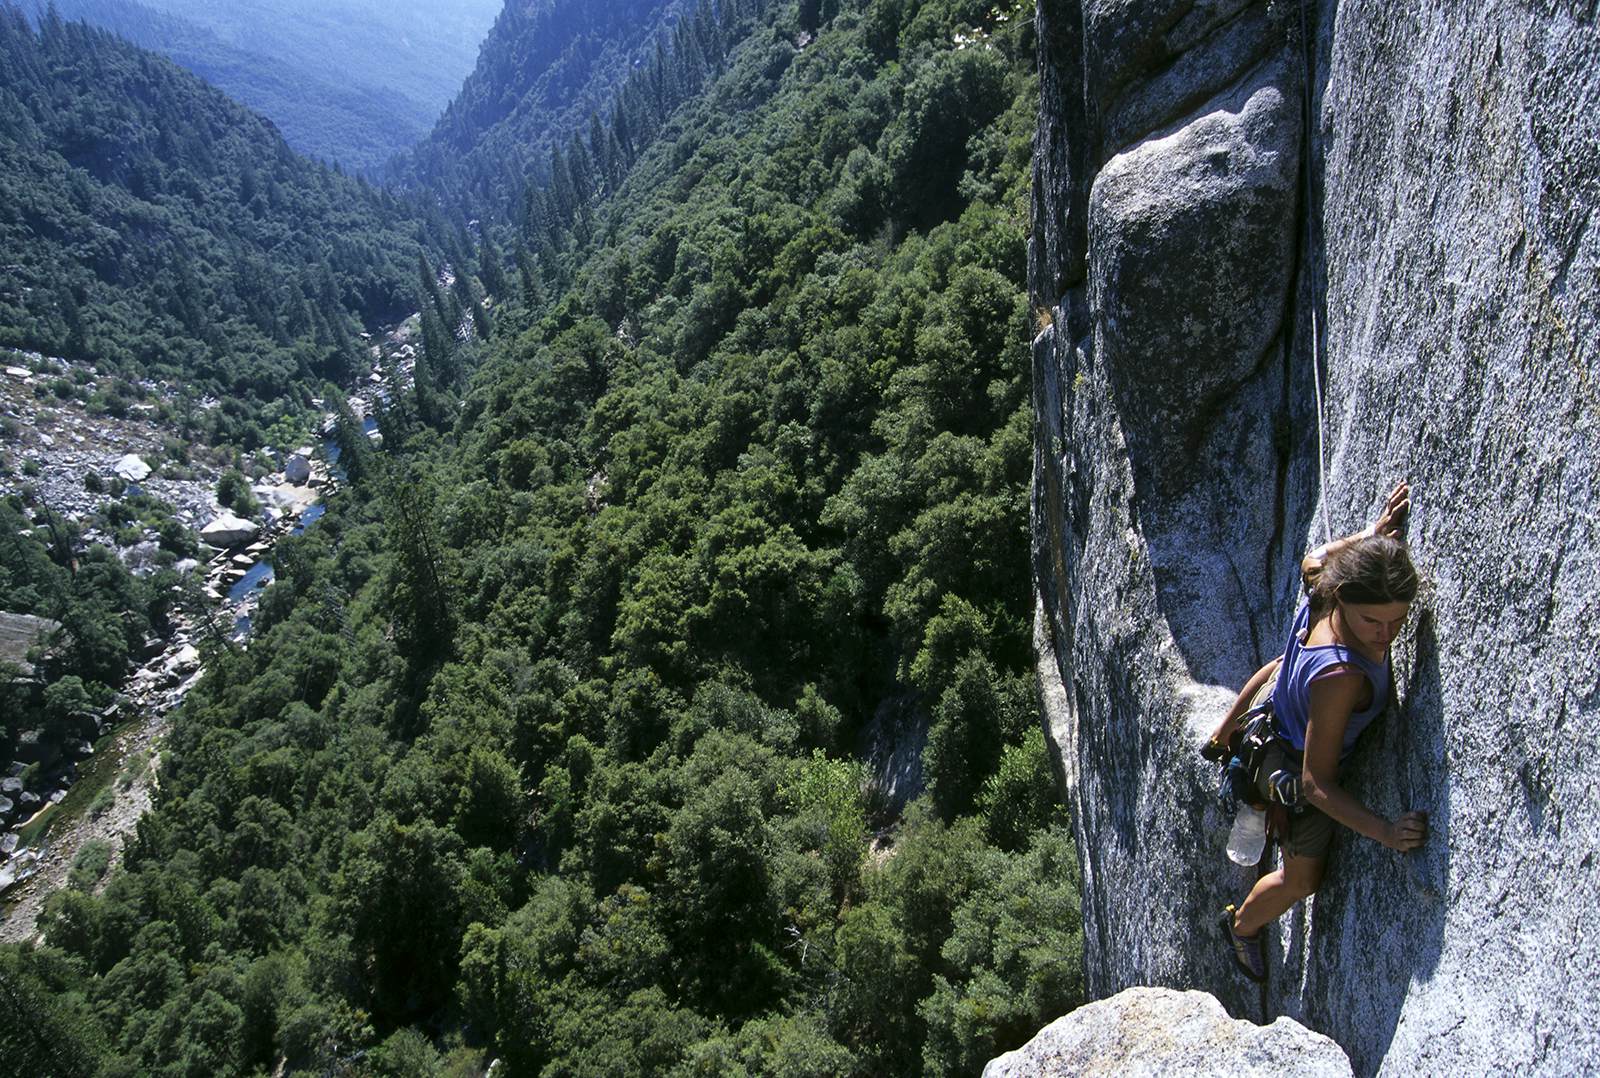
left=1211, top=694, right=1306, bottom=824
left=1214, top=701, right=1275, bottom=815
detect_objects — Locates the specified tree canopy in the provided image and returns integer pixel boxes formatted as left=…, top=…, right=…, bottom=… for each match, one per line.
left=2, top=1, right=1081, bottom=1074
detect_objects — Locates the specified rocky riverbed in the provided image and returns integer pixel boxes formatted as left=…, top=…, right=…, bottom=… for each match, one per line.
left=0, top=311, right=417, bottom=937
left=3, top=350, right=234, bottom=541
left=0, top=460, right=338, bottom=941
left=0, top=688, right=167, bottom=945
left=0, top=349, right=352, bottom=939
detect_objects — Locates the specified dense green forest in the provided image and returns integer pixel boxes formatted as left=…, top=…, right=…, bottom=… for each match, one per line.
left=394, top=0, right=696, bottom=220
left=34, top=0, right=502, bottom=173
left=2, top=1, right=1083, bottom=1074
left=0, top=6, right=436, bottom=442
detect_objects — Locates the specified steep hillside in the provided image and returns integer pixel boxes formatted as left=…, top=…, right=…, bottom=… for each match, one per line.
left=0, top=5, right=430, bottom=431
left=3, top=2, right=1084, bottom=1076
left=1030, top=0, right=1598, bottom=1074
left=394, top=0, right=701, bottom=217
left=41, top=0, right=502, bottom=172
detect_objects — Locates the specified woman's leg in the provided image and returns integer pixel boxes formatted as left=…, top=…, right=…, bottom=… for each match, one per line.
left=1206, top=658, right=1282, bottom=747
left=1233, top=851, right=1324, bottom=937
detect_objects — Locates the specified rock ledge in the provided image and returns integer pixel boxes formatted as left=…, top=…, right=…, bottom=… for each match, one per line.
left=983, top=987, right=1352, bottom=1078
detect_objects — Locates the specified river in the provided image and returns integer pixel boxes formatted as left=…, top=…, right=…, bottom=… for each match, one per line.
left=227, top=500, right=329, bottom=635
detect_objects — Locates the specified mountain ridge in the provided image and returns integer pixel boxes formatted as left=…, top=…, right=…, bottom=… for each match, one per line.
left=394, top=0, right=703, bottom=218
left=31, top=0, right=501, bottom=172
left=0, top=3, right=435, bottom=428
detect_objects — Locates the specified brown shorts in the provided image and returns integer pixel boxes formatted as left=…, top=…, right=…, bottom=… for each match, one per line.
left=1256, top=741, right=1334, bottom=860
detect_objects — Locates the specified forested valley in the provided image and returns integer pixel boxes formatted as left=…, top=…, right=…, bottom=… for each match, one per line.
left=27, top=0, right=503, bottom=173
left=1, top=1, right=1085, bottom=1074
left=0, top=6, right=437, bottom=414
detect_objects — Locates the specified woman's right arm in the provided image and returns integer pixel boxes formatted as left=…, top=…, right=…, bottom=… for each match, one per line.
left=1300, top=480, right=1411, bottom=590
left=1301, top=671, right=1428, bottom=850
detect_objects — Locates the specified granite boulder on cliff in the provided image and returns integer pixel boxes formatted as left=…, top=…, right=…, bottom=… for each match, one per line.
left=1028, top=1, right=1599, bottom=1074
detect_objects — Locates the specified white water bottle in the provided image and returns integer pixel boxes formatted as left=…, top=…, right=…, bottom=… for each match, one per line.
left=1227, top=805, right=1267, bottom=866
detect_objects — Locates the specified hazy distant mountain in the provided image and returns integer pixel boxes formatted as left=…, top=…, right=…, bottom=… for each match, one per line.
left=393, top=0, right=693, bottom=217
left=34, top=0, right=501, bottom=173
left=0, top=7, right=429, bottom=398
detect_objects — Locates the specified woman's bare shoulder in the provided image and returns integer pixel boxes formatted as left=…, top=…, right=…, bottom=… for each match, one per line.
left=1307, top=662, right=1363, bottom=685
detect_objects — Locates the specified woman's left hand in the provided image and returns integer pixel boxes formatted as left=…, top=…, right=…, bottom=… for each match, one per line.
left=1383, top=810, right=1429, bottom=851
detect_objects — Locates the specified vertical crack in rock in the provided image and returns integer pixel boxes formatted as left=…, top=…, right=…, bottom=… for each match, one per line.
left=1031, top=0, right=1599, bottom=1073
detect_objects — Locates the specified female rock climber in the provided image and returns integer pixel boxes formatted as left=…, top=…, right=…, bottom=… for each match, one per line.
left=1207, top=480, right=1430, bottom=982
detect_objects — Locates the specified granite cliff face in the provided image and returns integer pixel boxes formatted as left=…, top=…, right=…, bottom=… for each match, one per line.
left=1029, top=1, right=1598, bottom=1074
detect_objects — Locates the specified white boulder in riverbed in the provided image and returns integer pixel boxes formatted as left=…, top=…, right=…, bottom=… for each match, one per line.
left=284, top=451, right=312, bottom=484
left=113, top=453, right=152, bottom=482
left=200, top=513, right=259, bottom=547
left=252, top=481, right=319, bottom=514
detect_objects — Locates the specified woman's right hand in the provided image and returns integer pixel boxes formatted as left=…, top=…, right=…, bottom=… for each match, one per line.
left=1384, top=810, right=1429, bottom=851
left=1372, top=480, right=1410, bottom=539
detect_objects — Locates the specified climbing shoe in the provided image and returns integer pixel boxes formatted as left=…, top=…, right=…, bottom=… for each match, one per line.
left=1219, top=905, right=1266, bottom=983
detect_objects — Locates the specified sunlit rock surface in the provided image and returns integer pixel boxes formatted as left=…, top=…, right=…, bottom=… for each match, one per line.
left=983, top=986, right=1351, bottom=1077
left=1029, top=1, right=1599, bottom=1074
left=200, top=513, right=260, bottom=548
left=113, top=452, right=152, bottom=482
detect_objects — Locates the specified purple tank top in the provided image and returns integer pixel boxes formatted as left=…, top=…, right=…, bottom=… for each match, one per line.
left=1271, top=600, right=1391, bottom=757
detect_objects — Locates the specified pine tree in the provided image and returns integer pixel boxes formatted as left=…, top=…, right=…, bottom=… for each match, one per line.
left=515, top=244, right=545, bottom=308
left=799, top=0, right=822, bottom=34
left=470, top=295, right=492, bottom=340
left=588, top=112, right=611, bottom=192
left=605, top=131, right=626, bottom=190
left=614, top=86, right=638, bottom=160
left=650, top=37, right=671, bottom=118
left=417, top=253, right=445, bottom=324
left=383, top=468, right=454, bottom=664
left=420, top=306, right=454, bottom=382
left=693, top=2, right=720, bottom=66
left=56, top=284, right=87, bottom=357
left=566, top=136, right=595, bottom=207
left=548, top=145, right=576, bottom=221
left=454, top=274, right=490, bottom=341
left=477, top=233, right=508, bottom=300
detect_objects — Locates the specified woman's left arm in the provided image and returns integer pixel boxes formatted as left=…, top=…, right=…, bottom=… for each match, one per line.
left=1301, top=672, right=1425, bottom=849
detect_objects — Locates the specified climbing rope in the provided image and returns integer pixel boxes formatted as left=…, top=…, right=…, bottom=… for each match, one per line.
left=1309, top=303, right=1333, bottom=546
left=1299, top=0, right=1334, bottom=545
